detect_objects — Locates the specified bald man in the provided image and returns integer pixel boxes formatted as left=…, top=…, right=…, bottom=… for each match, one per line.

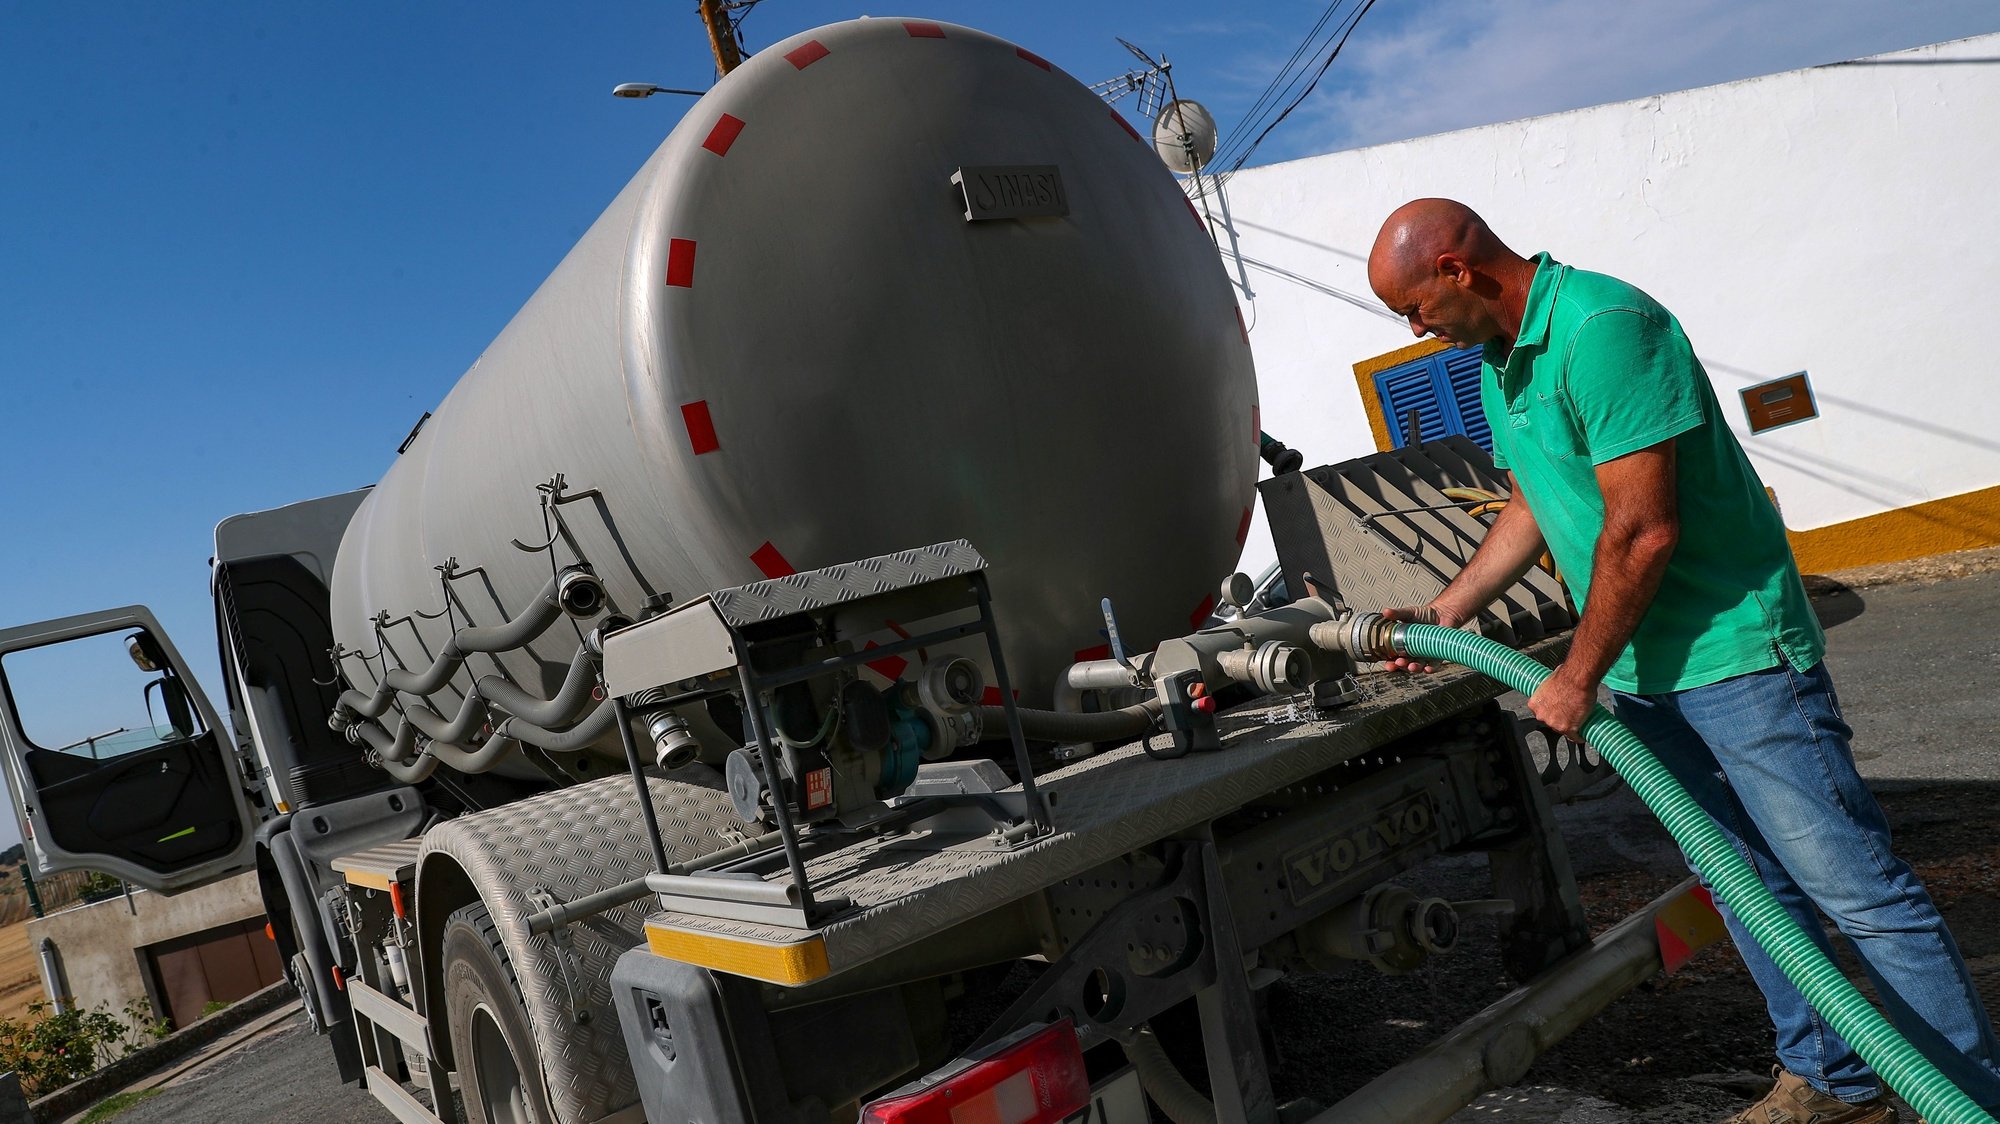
left=1366, top=199, right=2000, bottom=1124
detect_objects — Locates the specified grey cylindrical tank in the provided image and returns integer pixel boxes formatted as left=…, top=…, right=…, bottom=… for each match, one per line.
left=329, top=17, right=1259, bottom=760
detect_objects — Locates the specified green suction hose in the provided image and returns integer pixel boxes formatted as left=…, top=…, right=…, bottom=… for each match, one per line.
left=1336, top=615, right=1994, bottom=1124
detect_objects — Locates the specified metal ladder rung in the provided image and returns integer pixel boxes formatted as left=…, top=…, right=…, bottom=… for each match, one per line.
left=349, top=980, right=432, bottom=1056
left=364, top=1065, right=447, bottom=1124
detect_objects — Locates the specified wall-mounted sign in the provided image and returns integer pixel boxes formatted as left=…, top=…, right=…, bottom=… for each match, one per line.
left=1740, top=371, right=1818, bottom=434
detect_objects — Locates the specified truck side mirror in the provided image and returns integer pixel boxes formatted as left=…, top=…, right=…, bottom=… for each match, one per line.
left=127, top=633, right=167, bottom=673
left=145, top=675, right=196, bottom=740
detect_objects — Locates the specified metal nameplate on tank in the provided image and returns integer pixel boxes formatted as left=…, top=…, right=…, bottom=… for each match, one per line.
left=950, top=165, right=1068, bottom=221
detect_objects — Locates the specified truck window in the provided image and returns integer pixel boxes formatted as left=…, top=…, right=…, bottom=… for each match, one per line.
left=2, top=629, right=208, bottom=780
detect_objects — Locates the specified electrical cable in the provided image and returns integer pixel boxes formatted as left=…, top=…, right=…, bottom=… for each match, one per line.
left=1212, top=0, right=1353, bottom=173
left=1219, top=0, right=1380, bottom=181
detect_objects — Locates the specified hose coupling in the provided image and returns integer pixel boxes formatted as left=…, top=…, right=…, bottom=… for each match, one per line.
left=584, top=615, right=632, bottom=655
left=555, top=567, right=607, bottom=619
left=1311, top=613, right=1407, bottom=661
left=649, top=712, right=702, bottom=770
left=1215, top=641, right=1310, bottom=695
left=917, top=657, right=984, bottom=715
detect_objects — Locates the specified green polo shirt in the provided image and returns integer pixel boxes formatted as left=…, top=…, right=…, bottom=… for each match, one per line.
left=1479, top=253, right=1823, bottom=694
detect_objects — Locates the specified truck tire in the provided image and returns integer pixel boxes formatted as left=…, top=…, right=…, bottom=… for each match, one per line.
left=443, top=902, right=557, bottom=1124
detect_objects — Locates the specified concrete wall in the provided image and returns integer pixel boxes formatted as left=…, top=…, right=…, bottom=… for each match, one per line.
left=25, top=872, right=265, bottom=1021
left=1214, top=34, right=2000, bottom=577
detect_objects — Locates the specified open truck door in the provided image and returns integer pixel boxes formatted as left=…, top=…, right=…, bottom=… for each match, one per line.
left=0, top=607, right=258, bottom=893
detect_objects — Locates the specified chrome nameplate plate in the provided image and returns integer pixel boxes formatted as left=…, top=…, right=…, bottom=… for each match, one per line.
left=951, top=165, right=1068, bottom=221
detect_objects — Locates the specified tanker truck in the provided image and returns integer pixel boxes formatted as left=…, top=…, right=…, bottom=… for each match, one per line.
left=0, top=17, right=1713, bottom=1124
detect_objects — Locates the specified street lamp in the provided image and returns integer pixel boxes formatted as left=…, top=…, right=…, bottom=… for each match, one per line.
left=612, top=83, right=707, bottom=99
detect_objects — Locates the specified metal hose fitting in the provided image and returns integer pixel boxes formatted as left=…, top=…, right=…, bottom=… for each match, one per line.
left=1215, top=641, right=1310, bottom=694
left=1310, top=612, right=1407, bottom=661
left=649, top=712, right=702, bottom=770
left=555, top=567, right=607, bottom=619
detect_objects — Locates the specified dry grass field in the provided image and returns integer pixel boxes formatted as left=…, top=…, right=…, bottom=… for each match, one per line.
left=0, top=919, right=43, bottom=1020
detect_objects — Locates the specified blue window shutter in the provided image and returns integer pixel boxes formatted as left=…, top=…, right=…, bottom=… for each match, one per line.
left=1439, top=348, right=1493, bottom=452
left=1375, top=363, right=1447, bottom=447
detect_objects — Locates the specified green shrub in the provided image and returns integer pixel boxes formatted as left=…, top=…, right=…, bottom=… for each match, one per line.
left=0, top=997, right=170, bottom=1096
left=76, top=872, right=124, bottom=904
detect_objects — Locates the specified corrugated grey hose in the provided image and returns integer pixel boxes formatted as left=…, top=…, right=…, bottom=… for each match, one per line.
left=355, top=720, right=436, bottom=784
left=1124, top=1025, right=1212, bottom=1124
left=338, top=571, right=569, bottom=719
left=977, top=701, right=1161, bottom=742
left=394, top=644, right=599, bottom=744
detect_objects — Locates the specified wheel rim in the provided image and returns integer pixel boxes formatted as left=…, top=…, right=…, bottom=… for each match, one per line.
left=469, top=1003, right=532, bottom=1124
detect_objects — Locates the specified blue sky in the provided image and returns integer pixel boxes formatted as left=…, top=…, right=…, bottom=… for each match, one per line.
left=1, top=0, right=1994, bottom=857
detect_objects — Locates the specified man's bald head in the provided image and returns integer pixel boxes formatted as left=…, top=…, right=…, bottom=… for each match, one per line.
left=1368, top=199, right=1515, bottom=290
left=1367, top=198, right=1535, bottom=348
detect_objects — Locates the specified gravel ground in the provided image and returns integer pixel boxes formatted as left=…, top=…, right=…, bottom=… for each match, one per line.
left=89, top=561, right=2000, bottom=1124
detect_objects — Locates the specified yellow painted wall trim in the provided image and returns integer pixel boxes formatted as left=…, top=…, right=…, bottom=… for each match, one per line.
left=1352, top=339, right=1451, bottom=452
left=1783, top=481, right=2000, bottom=574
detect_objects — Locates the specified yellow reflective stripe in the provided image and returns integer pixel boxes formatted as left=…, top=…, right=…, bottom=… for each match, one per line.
left=340, top=869, right=397, bottom=892
left=644, top=921, right=830, bottom=985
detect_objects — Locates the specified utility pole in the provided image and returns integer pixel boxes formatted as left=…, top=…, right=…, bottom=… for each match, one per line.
left=697, top=0, right=744, bottom=77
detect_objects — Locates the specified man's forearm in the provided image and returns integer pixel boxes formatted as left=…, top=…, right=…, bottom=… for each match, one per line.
left=1432, top=487, right=1548, bottom=621
left=1559, top=518, right=1677, bottom=689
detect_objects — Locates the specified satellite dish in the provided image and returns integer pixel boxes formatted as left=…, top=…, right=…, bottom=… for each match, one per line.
left=1152, top=99, right=1217, bottom=175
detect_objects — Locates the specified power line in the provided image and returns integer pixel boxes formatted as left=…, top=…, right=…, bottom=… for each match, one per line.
left=1208, top=0, right=1384, bottom=179
left=1213, top=0, right=1351, bottom=169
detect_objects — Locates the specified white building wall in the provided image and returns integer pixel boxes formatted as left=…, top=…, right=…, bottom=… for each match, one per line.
left=1216, top=33, right=2000, bottom=579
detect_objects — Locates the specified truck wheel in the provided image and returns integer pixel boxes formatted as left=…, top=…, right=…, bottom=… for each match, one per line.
left=443, top=902, right=556, bottom=1124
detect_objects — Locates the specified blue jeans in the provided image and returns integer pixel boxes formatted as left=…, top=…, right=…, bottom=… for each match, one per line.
left=1612, top=659, right=2000, bottom=1105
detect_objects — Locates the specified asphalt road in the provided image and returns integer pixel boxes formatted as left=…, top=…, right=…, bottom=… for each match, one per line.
left=96, top=570, right=2000, bottom=1124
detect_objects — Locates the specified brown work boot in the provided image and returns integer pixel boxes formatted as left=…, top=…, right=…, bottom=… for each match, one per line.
left=1724, top=1067, right=1897, bottom=1124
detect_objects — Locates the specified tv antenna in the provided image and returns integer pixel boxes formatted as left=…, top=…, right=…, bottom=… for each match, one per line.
left=1089, top=38, right=1174, bottom=121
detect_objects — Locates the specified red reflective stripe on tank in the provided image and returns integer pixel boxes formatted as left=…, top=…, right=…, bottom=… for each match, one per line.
left=786, top=40, right=830, bottom=69
left=751, top=542, right=796, bottom=578
left=1190, top=595, right=1217, bottom=629
left=702, top=114, right=745, bottom=156
left=903, top=21, right=946, bottom=38
left=1074, top=643, right=1111, bottom=663
left=1183, top=194, right=1204, bottom=229
left=680, top=400, right=720, bottom=454
left=883, top=619, right=912, bottom=640
left=1235, top=305, right=1249, bottom=344
left=1236, top=507, right=1253, bottom=546
left=980, top=687, right=1020, bottom=707
left=1016, top=47, right=1052, bottom=71
left=1111, top=109, right=1145, bottom=143
left=863, top=641, right=910, bottom=682
left=666, top=239, right=697, bottom=287
left=1252, top=404, right=1261, bottom=444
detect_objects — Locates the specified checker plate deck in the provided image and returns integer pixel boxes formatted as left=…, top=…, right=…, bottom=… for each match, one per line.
left=647, top=637, right=1566, bottom=981
left=331, top=837, right=422, bottom=890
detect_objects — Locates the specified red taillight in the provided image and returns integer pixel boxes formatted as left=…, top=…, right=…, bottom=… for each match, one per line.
left=861, top=1020, right=1090, bottom=1124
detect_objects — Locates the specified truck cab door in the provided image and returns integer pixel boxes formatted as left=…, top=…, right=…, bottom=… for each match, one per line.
left=0, top=607, right=259, bottom=893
